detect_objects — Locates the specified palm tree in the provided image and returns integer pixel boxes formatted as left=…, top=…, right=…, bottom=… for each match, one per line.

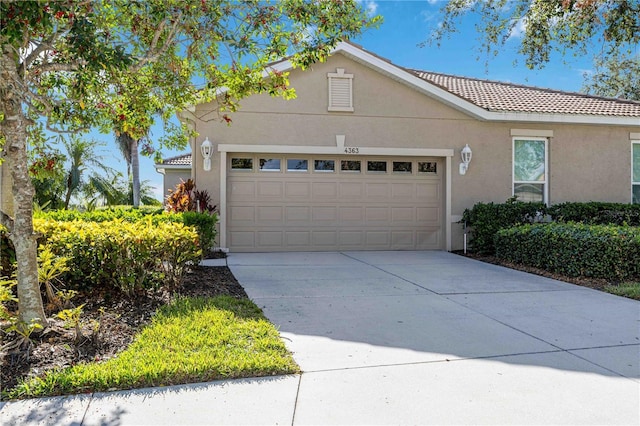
left=115, top=131, right=142, bottom=207
left=62, top=137, right=114, bottom=209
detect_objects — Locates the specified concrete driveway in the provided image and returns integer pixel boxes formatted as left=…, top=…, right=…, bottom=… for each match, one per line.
left=230, top=251, right=639, bottom=425
left=2, top=251, right=638, bottom=425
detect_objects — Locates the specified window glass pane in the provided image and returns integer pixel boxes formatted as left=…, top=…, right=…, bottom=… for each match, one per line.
left=633, top=185, right=640, bottom=205
left=514, top=140, right=545, bottom=182
left=514, top=183, right=544, bottom=202
left=418, top=162, right=437, bottom=174
left=367, top=161, right=387, bottom=172
left=393, top=161, right=412, bottom=173
left=314, top=160, right=335, bottom=172
left=287, top=159, right=308, bottom=172
left=231, top=158, right=253, bottom=170
left=259, top=158, right=281, bottom=171
left=341, top=160, right=361, bottom=172
left=633, top=144, right=640, bottom=183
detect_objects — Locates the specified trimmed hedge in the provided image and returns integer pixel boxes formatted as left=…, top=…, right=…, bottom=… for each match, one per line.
left=547, top=202, right=640, bottom=226
left=461, top=198, right=546, bottom=254
left=495, top=223, right=640, bottom=281
left=36, top=208, right=218, bottom=253
left=35, top=218, right=202, bottom=294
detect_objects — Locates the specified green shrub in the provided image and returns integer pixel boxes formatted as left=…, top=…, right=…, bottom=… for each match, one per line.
left=182, top=211, right=218, bottom=252
left=461, top=197, right=546, bottom=254
left=547, top=202, right=640, bottom=226
left=37, top=208, right=217, bottom=254
left=35, top=218, right=201, bottom=294
left=495, top=223, right=640, bottom=281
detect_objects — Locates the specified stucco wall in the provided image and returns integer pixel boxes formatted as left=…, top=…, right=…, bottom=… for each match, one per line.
left=189, top=52, right=639, bottom=250
left=160, top=169, right=192, bottom=202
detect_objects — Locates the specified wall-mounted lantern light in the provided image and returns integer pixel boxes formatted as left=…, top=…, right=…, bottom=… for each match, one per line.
left=459, top=144, right=472, bottom=175
left=201, top=137, right=212, bottom=171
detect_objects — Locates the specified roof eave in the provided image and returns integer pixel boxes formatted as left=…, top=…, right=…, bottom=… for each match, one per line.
left=486, top=111, right=640, bottom=126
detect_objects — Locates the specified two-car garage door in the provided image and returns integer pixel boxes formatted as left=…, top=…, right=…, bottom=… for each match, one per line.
left=227, top=154, right=444, bottom=252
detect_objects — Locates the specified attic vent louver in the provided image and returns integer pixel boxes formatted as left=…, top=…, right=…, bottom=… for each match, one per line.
left=328, top=68, right=354, bottom=112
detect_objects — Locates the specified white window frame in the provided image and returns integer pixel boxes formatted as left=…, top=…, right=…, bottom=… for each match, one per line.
left=632, top=141, right=640, bottom=204
left=512, top=137, right=548, bottom=204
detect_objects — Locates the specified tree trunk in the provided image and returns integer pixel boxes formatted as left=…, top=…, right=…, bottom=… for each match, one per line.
left=131, top=137, right=140, bottom=208
left=0, top=47, right=47, bottom=326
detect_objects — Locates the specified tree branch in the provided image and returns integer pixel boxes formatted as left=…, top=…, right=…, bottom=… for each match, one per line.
left=131, top=14, right=182, bottom=72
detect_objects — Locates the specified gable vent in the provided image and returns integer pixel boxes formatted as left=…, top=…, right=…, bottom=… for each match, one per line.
left=328, top=68, right=354, bottom=112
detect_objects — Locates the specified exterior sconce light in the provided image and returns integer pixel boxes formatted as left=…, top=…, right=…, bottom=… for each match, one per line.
left=201, top=137, right=212, bottom=171
left=459, top=144, right=472, bottom=175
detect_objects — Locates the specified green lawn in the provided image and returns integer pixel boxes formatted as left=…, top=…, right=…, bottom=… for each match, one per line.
left=604, top=282, right=640, bottom=300
left=6, top=296, right=299, bottom=399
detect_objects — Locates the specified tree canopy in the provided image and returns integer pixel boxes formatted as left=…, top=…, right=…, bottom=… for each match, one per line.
left=0, top=0, right=379, bottom=326
left=427, top=0, right=640, bottom=99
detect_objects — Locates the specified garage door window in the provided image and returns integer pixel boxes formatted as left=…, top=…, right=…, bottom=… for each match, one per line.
left=314, top=160, right=335, bottom=172
left=368, top=161, right=387, bottom=173
left=341, top=160, right=361, bottom=172
left=231, top=158, right=253, bottom=171
left=259, top=158, right=281, bottom=171
left=418, top=162, right=437, bottom=174
left=393, top=161, right=412, bottom=174
left=287, top=159, right=308, bottom=172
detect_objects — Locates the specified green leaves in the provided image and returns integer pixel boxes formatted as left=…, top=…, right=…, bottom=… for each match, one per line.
left=495, top=223, right=640, bottom=281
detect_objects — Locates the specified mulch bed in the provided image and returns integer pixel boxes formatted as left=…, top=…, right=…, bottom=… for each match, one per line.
left=1, top=265, right=246, bottom=396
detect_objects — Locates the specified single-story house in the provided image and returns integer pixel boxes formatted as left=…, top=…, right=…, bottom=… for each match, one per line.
left=155, top=42, right=640, bottom=253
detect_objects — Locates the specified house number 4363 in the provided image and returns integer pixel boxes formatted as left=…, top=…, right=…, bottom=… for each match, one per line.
left=344, top=147, right=360, bottom=154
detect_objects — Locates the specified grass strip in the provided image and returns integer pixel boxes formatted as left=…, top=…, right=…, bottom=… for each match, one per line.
left=604, top=282, right=640, bottom=300
left=5, top=296, right=299, bottom=399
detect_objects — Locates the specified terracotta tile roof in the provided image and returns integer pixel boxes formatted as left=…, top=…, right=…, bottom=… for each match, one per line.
left=160, top=153, right=192, bottom=166
left=410, top=70, right=640, bottom=117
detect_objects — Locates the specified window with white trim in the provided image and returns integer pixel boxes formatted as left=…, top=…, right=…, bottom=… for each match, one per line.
left=633, top=141, right=640, bottom=204
left=327, top=68, right=354, bottom=112
left=513, top=138, right=548, bottom=203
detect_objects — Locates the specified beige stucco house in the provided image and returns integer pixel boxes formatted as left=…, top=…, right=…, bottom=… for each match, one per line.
left=156, top=42, right=640, bottom=253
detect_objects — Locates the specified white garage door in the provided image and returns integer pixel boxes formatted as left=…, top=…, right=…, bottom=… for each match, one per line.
left=227, top=154, right=444, bottom=252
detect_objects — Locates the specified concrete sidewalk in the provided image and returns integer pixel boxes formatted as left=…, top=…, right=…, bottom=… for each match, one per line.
left=2, top=251, right=639, bottom=425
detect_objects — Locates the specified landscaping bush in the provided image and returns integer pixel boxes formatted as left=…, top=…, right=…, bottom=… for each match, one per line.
left=547, top=202, right=640, bottom=226
left=37, top=207, right=218, bottom=254
left=461, top=197, right=546, bottom=254
left=34, top=218, right=201, bottom=294
left=495, top=223, right=640, bottom=281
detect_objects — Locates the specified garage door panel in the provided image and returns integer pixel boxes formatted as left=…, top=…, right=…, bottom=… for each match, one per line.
left=229, top=206, right=255, bottom=224
left=313, top=231, right=338, bottom=246
left=228, top=155, right=444, bottom=251
left=391, top=207, right=415, bottom=222
left=391, top=231, right=415, bottom=248
left=285, top=231, right=311, bottom=246
left=231, top=181, right=255, bottom=199
left=417, top=182, right=440, bottom=200
left=285, top=206, right=311, bottom=221
left=285, top=182, right=311, bottom=198
left=257, top=206, right=283, bottom=223
left=366, top=183, right=390, bottom=198
left=365, top=207, right=390, bottom=222
left=257, top=181, right=283, bottom=198
left=391, top=183, right=415, bottom=200
left=229, top=231, right=255, bottom=248
left=312, top=206, right=338, bottom=221
left=339, top=231, right=364, bottom=246
left=339, top=182, right=364, bottom=199
left=339, top=206, right=364, bottom=221
left=257, top=231, right=282, bottom=248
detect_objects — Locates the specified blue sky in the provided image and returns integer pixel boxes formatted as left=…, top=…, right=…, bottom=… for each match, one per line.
left=92, top=0, right=596, bottom=202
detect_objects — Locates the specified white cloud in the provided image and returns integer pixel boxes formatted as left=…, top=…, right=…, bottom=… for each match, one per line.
left=357, top=0, right=379, bottom=16
left=508, top=17, right=527, bottom=39
left=426, top=0, right=440, bottom=5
